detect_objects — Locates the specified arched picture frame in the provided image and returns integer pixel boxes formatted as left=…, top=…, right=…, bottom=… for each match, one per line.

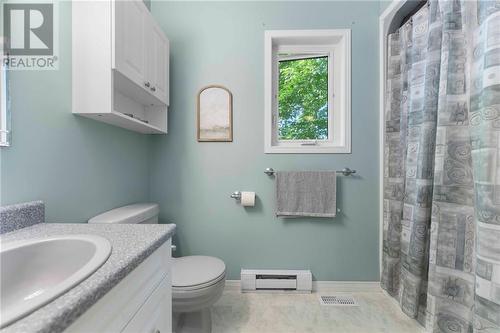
left=197, top=85, right=233, bottom=142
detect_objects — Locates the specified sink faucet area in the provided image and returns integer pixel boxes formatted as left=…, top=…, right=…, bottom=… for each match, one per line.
left=0, top=201, right=175, bottom=333
left=0, top=235, right=112, bottom=328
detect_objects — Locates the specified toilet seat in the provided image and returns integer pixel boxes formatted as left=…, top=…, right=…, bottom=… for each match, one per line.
left=173, top=273, right=225, bottom=291
left=172, top=256, right=226, bottom=290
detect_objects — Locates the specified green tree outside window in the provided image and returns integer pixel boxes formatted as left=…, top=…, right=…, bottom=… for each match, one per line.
left=278, top=56, right=328, bottom=140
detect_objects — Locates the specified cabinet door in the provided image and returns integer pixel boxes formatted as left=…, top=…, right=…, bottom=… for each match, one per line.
left=114, top=0, right=148, bottom=89
left=65, top=241, right=171, bottom=333
left=122, top=276, right=172, bottom=333
left=148, top=22, right=169, bottom=105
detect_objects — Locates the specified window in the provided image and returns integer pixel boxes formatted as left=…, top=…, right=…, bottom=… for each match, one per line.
left=0, top=37, right=10, bottom=147
left=278, top=55, right=329, bottom=140
left=264, top=30, right=351, bottom=153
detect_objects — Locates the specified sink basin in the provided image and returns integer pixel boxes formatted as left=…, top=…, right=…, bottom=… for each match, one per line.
left=0, top=234, right=112, bottom=328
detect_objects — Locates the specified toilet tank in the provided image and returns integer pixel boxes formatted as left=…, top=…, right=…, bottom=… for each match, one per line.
left=88, top=203, right=159, bottom=224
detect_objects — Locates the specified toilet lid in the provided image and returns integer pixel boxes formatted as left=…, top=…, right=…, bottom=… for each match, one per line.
left=172, top=256, right=226, bottom=288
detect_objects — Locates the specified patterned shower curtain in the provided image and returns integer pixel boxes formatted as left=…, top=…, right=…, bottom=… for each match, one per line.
left=382, top=0, right=500, bottom=332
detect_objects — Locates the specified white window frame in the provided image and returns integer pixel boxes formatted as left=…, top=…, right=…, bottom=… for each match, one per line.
left=0, top=37, right=9, bottom=147
left=264, top=30, right=351, bottom=154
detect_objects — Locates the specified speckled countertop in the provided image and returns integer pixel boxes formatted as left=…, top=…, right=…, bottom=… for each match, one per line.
left=0, top=223, right=176, bottom=333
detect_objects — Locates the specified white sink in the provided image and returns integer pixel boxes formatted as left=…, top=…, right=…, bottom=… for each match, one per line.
left=0, top=234, right=112, bottom=328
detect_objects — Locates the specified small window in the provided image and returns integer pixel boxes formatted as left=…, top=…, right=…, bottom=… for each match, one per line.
left=0, top=37, right=10, bottom=147
left=265, top=30, right=351, bottom=154
left=278, top=54, right=329, bottom=141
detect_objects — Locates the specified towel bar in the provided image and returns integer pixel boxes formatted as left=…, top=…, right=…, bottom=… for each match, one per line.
left=264, top=167, right=356, bottom=177
left=230, top=190, right=341, bottom=213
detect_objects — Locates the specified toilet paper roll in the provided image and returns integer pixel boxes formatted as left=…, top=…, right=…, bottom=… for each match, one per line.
left=240, top=191, right=256, bottom=207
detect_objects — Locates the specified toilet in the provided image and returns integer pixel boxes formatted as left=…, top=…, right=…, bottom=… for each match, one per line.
left=89, top=203, right=226, bottom=333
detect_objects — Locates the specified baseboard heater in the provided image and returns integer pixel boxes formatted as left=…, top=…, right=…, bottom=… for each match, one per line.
left=240, top=269, right=312, bottom=293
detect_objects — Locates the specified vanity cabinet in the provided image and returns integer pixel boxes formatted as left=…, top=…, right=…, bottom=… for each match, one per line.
left=72, top=0, right=169, bottom=134
left=65, top=240, right=172, bottom=333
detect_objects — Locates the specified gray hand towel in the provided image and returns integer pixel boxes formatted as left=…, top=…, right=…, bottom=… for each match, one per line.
left=276, top=171, right=337, bottom=218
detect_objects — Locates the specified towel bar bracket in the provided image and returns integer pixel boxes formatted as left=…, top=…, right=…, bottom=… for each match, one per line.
left=264, top=168, right=275, bottom=176
left=264, top=167, right=356, bottom=177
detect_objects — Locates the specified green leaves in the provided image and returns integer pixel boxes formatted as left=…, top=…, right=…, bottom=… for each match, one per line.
left=278, top=56, right=329, bottom=140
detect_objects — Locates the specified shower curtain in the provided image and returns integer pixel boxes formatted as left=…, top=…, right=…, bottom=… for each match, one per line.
left=382, top=0, right=500, bottom=332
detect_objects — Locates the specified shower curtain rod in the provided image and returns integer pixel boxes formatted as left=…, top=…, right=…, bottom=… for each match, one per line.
left=400, top=0, right=429, bottom=27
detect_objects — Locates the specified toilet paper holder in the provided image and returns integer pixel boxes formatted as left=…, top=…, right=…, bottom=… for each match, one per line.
left=230, top=191, right=242, bottom=200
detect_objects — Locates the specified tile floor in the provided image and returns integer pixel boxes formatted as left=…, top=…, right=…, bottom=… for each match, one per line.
left=212, top=289, right=424, bottom=333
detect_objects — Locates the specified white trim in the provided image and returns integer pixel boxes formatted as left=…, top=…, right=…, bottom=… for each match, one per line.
left=313, top=281, right=381, bottom=293
left=0, top=37, right=9, bottom=147
left=275, top=47, right=335, bottom=148
left=278, top=53, right=328, bottom=62
left=264, top=29, right=351, bottom=154
left=224, top=280, right=381, bottom=293
left=224, top=280, right=242, bottom=291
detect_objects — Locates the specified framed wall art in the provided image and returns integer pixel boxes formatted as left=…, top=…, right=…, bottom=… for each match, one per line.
left=197, top=85, right=233, bottom=142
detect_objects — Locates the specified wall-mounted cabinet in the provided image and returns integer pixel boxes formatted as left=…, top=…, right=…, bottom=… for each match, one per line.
left=72, top=0, right=169, bottom=134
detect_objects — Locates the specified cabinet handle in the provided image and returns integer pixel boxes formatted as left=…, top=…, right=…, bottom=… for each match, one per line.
left=144, top=82, right=151, bottom=88
left=150, top=86, right=156, bottom=92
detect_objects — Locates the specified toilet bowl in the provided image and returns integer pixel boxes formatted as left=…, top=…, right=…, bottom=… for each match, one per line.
left=172, top=256, right=226, bottom=333
left=88, top=203, right=226, bottom=333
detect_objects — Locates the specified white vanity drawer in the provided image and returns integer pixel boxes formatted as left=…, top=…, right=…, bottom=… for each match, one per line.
left=66, top=240, right=171, bottom=333
left=122, top=275, right=171, bottom=333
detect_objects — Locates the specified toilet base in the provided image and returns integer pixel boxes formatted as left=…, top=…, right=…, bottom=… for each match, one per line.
left=173, top=309, right=212, bottom=333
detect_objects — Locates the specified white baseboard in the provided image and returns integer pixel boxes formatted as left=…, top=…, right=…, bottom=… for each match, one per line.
left=224, top=280, right=242, bottom=291
left=224, top=280, right=381, bottom=293
left=313, top=281, right=381, bottom=292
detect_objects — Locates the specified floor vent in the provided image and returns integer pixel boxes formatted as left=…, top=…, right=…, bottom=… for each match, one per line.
left=319, top=295, right=358, bottom=306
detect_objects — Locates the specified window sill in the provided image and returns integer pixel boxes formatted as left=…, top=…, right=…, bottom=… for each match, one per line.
left=264, top=145, right=351, bottom=154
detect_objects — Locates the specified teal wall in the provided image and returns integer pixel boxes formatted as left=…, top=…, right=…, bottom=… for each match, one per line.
left=0, top=2, right=151, bottom=222
left=150, top=1, right=380, bottom=281
left=1, top=1, right=382, bottom=281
